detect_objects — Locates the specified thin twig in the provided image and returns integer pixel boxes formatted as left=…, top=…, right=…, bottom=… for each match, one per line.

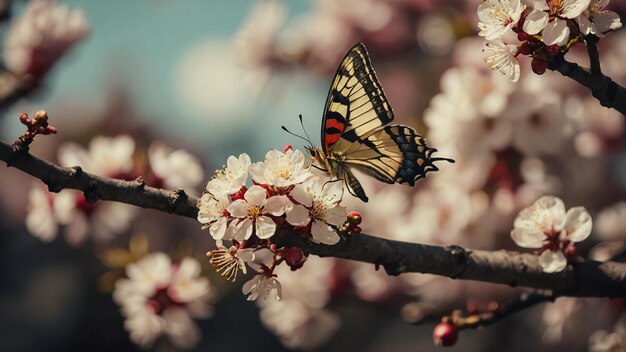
left=1, top=140, right=626, bottom=298
left=457, top=290, right=555, bottom=330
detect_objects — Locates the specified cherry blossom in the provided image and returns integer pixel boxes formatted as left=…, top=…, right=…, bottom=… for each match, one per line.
left=147, top=141, right=204, bottom=194
left=477, top=0, right=525, bottom=40
left=286, top=178, right=346, bottom=245
left=197, top=193, right=231, bottom=240
left=57, top=135, right=136, bottom=177
left=523, top=0, right=591, bottom=46
left=227, top=185, right=288, bottom=240
left=483, top=39, right=521, bottom=82
left=207, top=241, right=256, bottom=281
left=3, top=0, right=89, bottom=77
left=577, top=0, right=622, bottom=37
left=113, top=253, right=213, bottom=350
left=242, top=270, right=282, bottom=301
left=249, top=149, right=312, bottom=189
left=25, top=185, right=58, bottom=241
left=206, top=153, right=251, bottom=197
left=511, top=196, right=592, bottom=273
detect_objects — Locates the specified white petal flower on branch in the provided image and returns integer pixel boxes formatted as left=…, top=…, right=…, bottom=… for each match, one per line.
left=477, top=0, right=525, bottom=40
left=483, top=39, right=521, bottom=82
left=113, top=253, right=213, bottom=350
left=577, top=0, right=622, bottom=37
left=147, top=141, right=204, bottom=194
left=3, top=0, right=90, bottom=77
left=510, top=196, right=592, bottom=273
left=206, top=153, right=251, bottom=197
left=197, top=193, right=231, bottom=240
left=25, top=184, right=58, bottom=241
left=242, top=271, right=282, bottom=301
left=249, top=149, right=312, bottom=189
left=228, top=185, right=288, bottom=240
left=524, top=0, right=591, bottom=45
left=207, top=241, right=256, bottom=282
left=58, top=135, right=136, bottom=178
left=286, top=178, right=346, bottom=245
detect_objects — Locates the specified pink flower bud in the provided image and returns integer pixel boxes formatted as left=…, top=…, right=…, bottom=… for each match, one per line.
left=284, top=246, right=307, bottom=270
left=19, top=113, right=29, bottom=124
left=433, top=322, right=459, bottom=347
left=283, top=144, right=293, bottom=152
left=347, top=211, right=362, bottom=225
left=34, top=110, right=48, bottom=122
left=531, top=58, right=547, bottom=75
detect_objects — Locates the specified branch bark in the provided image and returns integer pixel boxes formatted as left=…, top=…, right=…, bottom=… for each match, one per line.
left=549, top=55, right=626, bottom=115
left=2, top=140, right=626, bottom=298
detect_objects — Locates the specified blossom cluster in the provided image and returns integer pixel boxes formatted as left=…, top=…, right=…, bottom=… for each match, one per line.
left=197, top=147, right=349, bottom=301
left=113, top=252, right=214, bottom=349
left=26, top=135, right=204, bottom=246
left=4, top=0, right=90, bottom=77
left=478, top=0, right=622, bottom=81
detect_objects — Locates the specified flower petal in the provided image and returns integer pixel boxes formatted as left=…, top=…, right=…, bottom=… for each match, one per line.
left=244, top=185, right=267, bottom=206
left=511, top=228, right=545, bottom=248
left=538, top=250, right=568, bottom=273
left=227, top=199, right=249, bottom=217
left=286, top=204, right=311, bottom=226
left=290, top=184, right=313, bottom=207
left=523, top=10, right=549, bottom=34
left=322, top=205, right=347, bottom=226
left=265, top=195, right=288, bottom=216
left=561, top=0, right=590, bottom=18
left=209, top=217, right=228, bottom=240
left=542, top=19, right=570, bottom=46
left=311, top=221, right=340, bottom=245
left=564, top=207, right=592, bottom=242
left=255, top=216, right=277, bottom=239
left=594, top=11, right=622, bottom=33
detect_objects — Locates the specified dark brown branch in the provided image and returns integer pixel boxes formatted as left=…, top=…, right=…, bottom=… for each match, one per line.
left=2, top=140, right=626, bottom=298
left=548, top=55, right=626, bottom=115
left=585, top=35, right=601, bottom=75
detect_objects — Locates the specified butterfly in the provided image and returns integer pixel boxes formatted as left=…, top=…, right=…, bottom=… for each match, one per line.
left=306, top=43, right=454, bottom=203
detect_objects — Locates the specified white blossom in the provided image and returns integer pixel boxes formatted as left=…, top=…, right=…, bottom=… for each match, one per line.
left=4, top=0, right=89, bottom=76
left=148, top=141, right=204, bottom=194
left=577, top=0, right=622, bottom=37
left=25, top=185, right=58, bottom=241
left=477, top=0, right=524, bottom=40
left=286, top=178, right=346, bottom=245
left=228, top=185, right=288, bottom=240
left=113, top=253, right=213, bottom=350
left=523, top=0, right=591, bottom=46
left=207, top=241, right=256, bottom=282
left=242, top=271, right=282, bottom=301
left=206, top=153, right=251, bottom=197
left=483, top=39, right=521, bottom=82
left=249, top=149, right=312, bottom=189
left=511, top=196, right=592, bottom=272
left=197, top=193, right=231, bottom=240
left=58, top=135, right=135, bottom=177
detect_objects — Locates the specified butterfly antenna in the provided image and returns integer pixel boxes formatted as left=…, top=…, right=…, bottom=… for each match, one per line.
left=281, top=125, right=311, bottom=145
left=298, top=114, right=314, bottom=148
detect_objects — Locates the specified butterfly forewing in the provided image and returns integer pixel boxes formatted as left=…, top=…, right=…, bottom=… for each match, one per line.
left=321, top=43, right=394, bottom=153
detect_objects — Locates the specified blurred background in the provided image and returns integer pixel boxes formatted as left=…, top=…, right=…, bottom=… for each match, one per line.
left=1, top=0, right=625, bottom=351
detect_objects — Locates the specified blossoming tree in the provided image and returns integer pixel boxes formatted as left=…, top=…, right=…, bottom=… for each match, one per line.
left=1, top=0, right=626, bottom=351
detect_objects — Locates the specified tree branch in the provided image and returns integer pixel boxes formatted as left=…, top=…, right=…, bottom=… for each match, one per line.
left=548, top=55, right=626, bottom=115
left=2, top=140, right=626, bottom=298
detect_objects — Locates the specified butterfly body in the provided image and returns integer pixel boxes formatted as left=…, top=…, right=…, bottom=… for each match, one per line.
left=311, top=43, right=453, bottom=202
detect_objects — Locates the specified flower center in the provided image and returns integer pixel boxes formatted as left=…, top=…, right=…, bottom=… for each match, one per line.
left=247, top=205, right=263, bottom=218
left=547, top=0, right=565, bottom=16
left=146, top=288, right=184, bottom=315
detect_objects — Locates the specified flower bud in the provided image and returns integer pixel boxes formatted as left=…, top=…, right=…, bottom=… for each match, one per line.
left=531, top=58, right=547, bottom=75
left=46, top=126, right=58, bottom=134
left=19, top=113, right=29, bottom=124
left=433, top=322, right=458, bottom=347
left=284, top=246, right=307, bottom=270
left=34, top=110, right=48, bottom=122
left=284, top=144, right=293, bottom=152
left=347, top=211, right=362, bottom=225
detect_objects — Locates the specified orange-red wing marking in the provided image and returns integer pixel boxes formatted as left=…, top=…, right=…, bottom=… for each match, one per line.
left=324, top=117, right=346, bottom=151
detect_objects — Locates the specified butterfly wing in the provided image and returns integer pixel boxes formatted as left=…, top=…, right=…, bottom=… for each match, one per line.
left=320, top=43, right=453, bottom=202
left=321, top=43, right=394, bottom=154
left=341, top=125, right=452, bottom=186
